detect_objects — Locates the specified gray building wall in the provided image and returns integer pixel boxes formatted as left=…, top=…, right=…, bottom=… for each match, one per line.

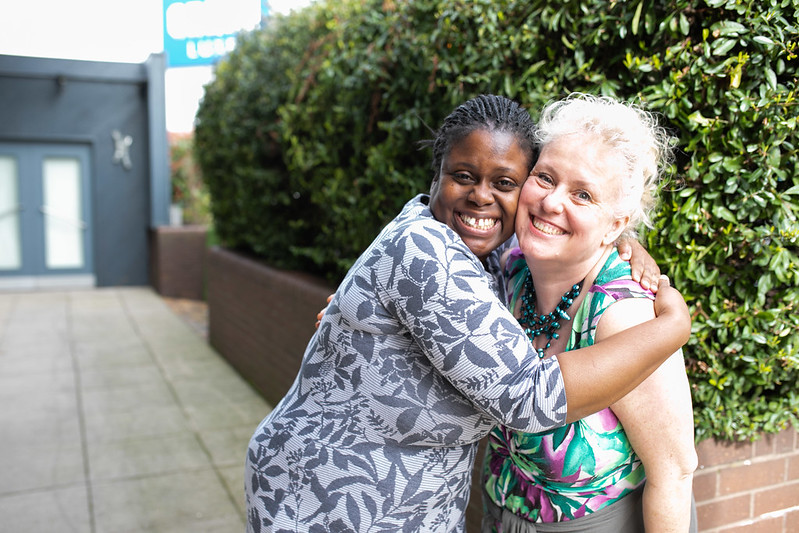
left=0, top=54, right=169, bottom=286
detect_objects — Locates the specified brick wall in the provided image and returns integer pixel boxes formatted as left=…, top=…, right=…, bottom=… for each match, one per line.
left=206, top=247, right=799, bottom=532
left=693, top=426, right=799, bottom=532
left=150, top=225, right=208, bottom=300
left=205, top=246, right=334, bottom=406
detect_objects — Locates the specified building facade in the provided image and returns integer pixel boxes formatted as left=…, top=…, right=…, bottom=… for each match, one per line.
left=0, top=53, right=169, bottom=288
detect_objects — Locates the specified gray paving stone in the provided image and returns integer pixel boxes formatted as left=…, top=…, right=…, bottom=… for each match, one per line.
left=1, top=402, right=82, bottom=449
left=92, top=469, right=244, bottom=533
left=197, top=424, right=265, bottom=469
left=157, top=353, right=239, bottom=382
left=73, top=340, right=154, bottom=369
left=0, top=440, right=86, bottom=495
left=0, top=484, right=91, bottom=532
left=0, top=345, right=74, bottom=374
left=173, top=381, right=269, bottom=431
left=81, top=381, right=177, bottom=415
left=87, top=432, right=211, bottom=483
left=82, top=404, right=191, bottom=443
left=0, top=288, right=269, bottom=532
left=78, top=364, right=167, bottom=391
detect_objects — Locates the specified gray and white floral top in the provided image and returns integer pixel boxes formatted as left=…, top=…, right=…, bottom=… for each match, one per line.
left=245, top=195, right=567, bottom=533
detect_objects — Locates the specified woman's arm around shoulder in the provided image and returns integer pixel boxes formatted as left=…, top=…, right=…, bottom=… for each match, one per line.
left=597, top=297, right=697, bottom=533
left=377, top=219, right=569, bottom=433
left=557, top=277, right=691, bottom=422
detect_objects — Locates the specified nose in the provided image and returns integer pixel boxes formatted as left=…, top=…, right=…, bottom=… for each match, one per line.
left=469, top=181, right=494, bottom=206
left=540, top=187, right=565, bottom=214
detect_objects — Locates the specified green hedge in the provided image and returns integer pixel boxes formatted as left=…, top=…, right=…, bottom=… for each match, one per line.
left=195, top=0, right=799, bottom=442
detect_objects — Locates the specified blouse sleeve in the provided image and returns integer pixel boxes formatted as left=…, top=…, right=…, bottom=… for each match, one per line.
left=371, top=219, right=568, bottom=433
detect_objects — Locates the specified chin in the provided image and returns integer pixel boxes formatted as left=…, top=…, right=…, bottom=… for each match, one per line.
left=521, top=242, right=557, bottom=260
left=465, top=240, right=494, bottom=258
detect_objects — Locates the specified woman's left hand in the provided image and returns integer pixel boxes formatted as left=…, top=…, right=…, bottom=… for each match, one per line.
left=617, top=238, right=661, bottom=292
left=314, top=294, right=335, bottom=329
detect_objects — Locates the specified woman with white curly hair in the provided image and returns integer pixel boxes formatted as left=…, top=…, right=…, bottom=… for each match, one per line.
left=482, top=93, right=698, bottom=533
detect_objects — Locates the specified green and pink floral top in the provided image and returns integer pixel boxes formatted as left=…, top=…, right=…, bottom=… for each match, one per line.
left=482, top=248, right=653, bottom=524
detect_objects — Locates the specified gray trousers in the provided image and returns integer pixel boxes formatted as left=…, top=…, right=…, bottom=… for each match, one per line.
left=481, top=484, right=698, bottom=533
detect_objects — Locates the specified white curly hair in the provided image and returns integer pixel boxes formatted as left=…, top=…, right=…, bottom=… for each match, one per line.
left=535, top=93, right=675, bottom=237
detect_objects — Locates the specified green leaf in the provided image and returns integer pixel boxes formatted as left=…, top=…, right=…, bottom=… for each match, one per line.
left=632, top=0, right=643, bottom=36
left=765, top=68, right=777, bottom=91
left=715, top=21, right=747, bottom=36
left=679, top=13, right=690, bottom=35
left=712, top=38, right=737, bottom=56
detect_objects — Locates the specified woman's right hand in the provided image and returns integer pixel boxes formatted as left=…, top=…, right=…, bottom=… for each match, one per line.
left=653, top=275, right=691, bottom=345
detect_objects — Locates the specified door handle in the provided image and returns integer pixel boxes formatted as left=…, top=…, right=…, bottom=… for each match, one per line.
left=39, top=205, right=87, bottom=230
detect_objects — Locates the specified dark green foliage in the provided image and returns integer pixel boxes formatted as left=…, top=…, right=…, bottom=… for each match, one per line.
left=170, top=134, right=212, bottom=226
left=194, top=6, right=327, bottom=267
left=194, top=0, right=799, bottom=442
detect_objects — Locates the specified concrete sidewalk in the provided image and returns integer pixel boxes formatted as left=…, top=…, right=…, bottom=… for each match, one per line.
left=0, top=288, right=272, bottom=532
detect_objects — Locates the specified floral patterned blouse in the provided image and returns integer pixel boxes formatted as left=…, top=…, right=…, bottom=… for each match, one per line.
left=246, top=195, right=568, bottom=533
left=482, top=248, right=653, bottom=524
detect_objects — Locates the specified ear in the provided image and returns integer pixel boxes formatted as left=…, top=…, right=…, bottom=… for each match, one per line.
left=602, top=215, right=630, bottom=247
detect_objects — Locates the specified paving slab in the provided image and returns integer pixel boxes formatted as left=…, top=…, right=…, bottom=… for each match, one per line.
left=0, top=287, right=273, bottom=532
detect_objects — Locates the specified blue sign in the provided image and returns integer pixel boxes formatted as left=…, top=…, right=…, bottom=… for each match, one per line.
left=163, top=0, right=269, bottom=67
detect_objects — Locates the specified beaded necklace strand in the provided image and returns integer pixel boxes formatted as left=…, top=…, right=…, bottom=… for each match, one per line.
left=519, top=269, right=584, bottom=358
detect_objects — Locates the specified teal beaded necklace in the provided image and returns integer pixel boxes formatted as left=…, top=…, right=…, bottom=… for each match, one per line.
left=519, top=269, right=584, bottom=358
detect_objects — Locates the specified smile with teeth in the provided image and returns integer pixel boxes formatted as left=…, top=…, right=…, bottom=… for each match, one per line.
left=532, top=216, right=566, bottom=236
left=459, top=213, right=498, bottom=230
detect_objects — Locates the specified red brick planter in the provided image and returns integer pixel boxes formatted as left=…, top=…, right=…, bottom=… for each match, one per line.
left=693, top=428, right=799, bottom=532
left=205, top=246, right=334, bottom=407
left=150, top=225, right=208, bottom=300
left=204, top=247, right=799, bottom=532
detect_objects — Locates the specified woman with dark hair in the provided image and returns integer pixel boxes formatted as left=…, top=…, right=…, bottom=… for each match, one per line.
left=245, top=95, right=690, bottom=533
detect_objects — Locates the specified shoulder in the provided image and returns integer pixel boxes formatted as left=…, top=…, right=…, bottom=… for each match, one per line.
left=391, top=194, right=433, bottom=229
left=392, top=195, right=473, bottom=255
left=366, top=195, right=483, bottom=288
left=595, top=298, right=656, bottom=341
left=589, top=249, right=656, bottom=340
left=590, top=249, right=655, bottom=303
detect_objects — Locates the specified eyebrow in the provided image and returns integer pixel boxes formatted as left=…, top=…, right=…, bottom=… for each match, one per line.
left=536, top=167, right=591, bottom=185
left=448, top=160, right=524, bottom=174
left=570, top=177, right=599, bottom=189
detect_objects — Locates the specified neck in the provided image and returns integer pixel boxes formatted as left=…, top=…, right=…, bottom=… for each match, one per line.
left=528, top=246, right=613, bottom=312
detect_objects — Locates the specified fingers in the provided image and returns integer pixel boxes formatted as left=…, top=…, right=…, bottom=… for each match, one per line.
left=617, top=241, right=632, bottom=260
left=643, top=272, right=660, bottom=293
left=652, top=274, right=691, bottom=343
left=314, top=306, right=328, bottom=329
left=618, top=239, right=661, bottom=293
left=315, top=294, right=335, bottom=329
left=631, top=260, right=662, bottom=293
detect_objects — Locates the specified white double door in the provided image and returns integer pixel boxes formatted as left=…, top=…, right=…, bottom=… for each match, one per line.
left=0, top=143, right=94, bottom=288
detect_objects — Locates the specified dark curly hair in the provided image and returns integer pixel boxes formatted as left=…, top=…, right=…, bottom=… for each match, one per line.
left=426, top=94, right=537, bottom=183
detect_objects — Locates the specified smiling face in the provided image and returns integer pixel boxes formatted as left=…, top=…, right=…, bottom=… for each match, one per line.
left=429, top=129, right=530, bottom=262
left=515, top=133, right=629, bottom=270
